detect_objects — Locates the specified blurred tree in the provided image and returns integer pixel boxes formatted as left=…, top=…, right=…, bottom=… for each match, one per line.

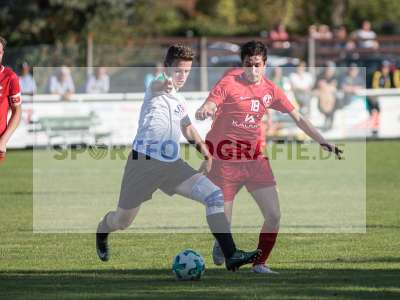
left=236, top=0, right=290, bottom=34
left=189, top=0, right=291, bottom=36
left=187, top=0, right=238, bottom=35
left=290, top=0, right=400, bottom=34
left=345, top=0, right=400, bottom=32
left=290, top=0, right=334, bottom=34
left=332, top=0, right=346, bottom=28
left=0, top=0, right=399, bottom=46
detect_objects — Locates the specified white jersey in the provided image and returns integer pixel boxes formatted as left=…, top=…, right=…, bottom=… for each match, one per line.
left=133, top=84, right=189, bottom=162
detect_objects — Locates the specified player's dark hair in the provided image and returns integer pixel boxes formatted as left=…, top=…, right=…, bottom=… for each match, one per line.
left=240, top=40, right=268, bottom=62
left=0, top=36, right=7, bottom=50
left=164, top=44, right=195, bottom=67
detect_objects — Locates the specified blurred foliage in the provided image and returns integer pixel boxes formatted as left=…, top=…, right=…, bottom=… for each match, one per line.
left=0, top=0, right=399, bottom=47
left=345, top=0, right=400, bottom=33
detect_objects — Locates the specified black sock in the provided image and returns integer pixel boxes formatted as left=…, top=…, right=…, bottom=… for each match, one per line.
left=206, top=213, right=236, bottom=258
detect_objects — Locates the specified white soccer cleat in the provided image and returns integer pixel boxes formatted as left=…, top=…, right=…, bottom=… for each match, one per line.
left=212, top=241, right=225, bottom=266
left=251, top=264, right=279, bottom=274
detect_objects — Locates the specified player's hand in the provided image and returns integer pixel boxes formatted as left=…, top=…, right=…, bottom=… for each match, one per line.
left=199, top=157, right=212, bottom=174
left=195, top=106, right=214, bottom=121
left=163, top=78, right=174, bottom=93
left=320, top=143, right=343, bottom=160
left=0, top=140, right=6, bottom=162
left=0, top=151, right=5, bottom=162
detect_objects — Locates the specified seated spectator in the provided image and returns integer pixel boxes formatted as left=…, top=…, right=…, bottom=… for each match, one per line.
left=334, top=25, right=355, bottom=50
left=318, top=24, right=333, bottom=40
left=315, top=61, right=338, bottom=130
left=309, top=24, right=319, bottom=39
left=372, top=60, right=397, bottom=89
left=269, top=23, right=290, bottom=49
left=271, top=66, right=297, bottom=104
left=271, top=66, right=288, bottom=89
left=352, top=20, right=379, bottom=49
left=340, top=63, right=364, bottom=107
left=394, top=66, right=400, bottom=88
left=367, top=60, right=396, bottom=135
left=47, top=66, right=75, bottom=100
left=289, top=61, right=314, bottom=116
left=144, top=62, right=164, bottom=89
left=85, top=67, right=110, bottom=93
left=308, top=24, right=333, bottom=43
left=19, top=62, right=37, bottom=95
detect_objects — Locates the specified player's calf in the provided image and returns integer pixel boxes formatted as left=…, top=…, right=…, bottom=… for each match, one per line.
left=265, top=210, right=281, bottom=232
left=96, top=207, right=139, bottom=262
left=189, top=175, right=261, bottom=270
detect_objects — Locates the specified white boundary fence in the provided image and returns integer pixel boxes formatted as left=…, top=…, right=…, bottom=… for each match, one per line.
left=8, top=89, right=400, bottom=149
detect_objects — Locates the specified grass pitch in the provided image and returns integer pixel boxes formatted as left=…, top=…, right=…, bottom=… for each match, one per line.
left=0, top=141, right=399, bottom=300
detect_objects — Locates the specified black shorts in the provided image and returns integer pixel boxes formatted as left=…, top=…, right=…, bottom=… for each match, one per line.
left=118, top=150, right=198, bottom=209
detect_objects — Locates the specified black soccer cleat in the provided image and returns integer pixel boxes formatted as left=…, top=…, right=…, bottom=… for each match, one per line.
left=96, top=222, right=110, bottom=262
left=225, top=249, right=261, bottom=271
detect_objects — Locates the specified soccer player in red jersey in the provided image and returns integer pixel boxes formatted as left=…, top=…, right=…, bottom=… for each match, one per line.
left=0, top=36, right=22, bottom=162
left=196, top=41, right=342, bottom=274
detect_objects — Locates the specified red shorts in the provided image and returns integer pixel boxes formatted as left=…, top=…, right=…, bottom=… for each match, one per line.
left=207, top=156, right=276, bottom=202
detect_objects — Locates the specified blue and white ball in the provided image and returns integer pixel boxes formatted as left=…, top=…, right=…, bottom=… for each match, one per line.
left=172, top=249, right=205, bottom=281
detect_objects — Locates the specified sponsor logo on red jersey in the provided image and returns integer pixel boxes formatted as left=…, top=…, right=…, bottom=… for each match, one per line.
left=262, top=94, right=273, bottom=107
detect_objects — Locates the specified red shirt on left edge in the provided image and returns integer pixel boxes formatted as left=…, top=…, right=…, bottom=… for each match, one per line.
left=0, top=65, right=21, bottom=136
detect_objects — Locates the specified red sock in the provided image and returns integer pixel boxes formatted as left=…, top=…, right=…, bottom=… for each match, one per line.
left=253, top=224, right=278, bottom=266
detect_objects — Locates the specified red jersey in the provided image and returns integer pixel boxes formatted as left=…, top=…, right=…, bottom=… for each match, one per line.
left=0, top=65, right=21, bottom=136
left=206, top=69, right=294, bottom=162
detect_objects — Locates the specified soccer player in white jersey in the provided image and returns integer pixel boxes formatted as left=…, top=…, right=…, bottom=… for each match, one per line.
left=96, top=44, right=260, bottom=271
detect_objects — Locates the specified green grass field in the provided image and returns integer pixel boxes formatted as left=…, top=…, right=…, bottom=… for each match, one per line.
left=0, top=141, right=399, bottom=300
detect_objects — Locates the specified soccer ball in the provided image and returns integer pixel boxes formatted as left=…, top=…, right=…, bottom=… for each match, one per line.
left=172, top=249, right=205, bottom=281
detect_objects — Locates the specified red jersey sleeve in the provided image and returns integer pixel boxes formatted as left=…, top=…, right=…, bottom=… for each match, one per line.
left=8, top=73, right=22, bottom=107
left=206, top=78, right=228, bottom=106
left=270, top=85, right=294, bottom=113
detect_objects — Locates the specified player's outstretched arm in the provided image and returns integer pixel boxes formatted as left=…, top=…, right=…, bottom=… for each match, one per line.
left=150, top=77, right=174, bottom=93
left=195, top=101, right=217, bottom=121
left=181, top=119, right=212, bottom=173
left=0, top=105, right=21, bottom=157
left=288, top=109, right=343, bottom=159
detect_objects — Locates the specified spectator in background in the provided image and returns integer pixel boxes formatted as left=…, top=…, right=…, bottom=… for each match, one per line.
left=367, top=60, right=397, bottom=135
left=48, top=66, right=75, bottom=100
left=270, top=66, right=296, bottom=105
left=394, top=66, right=400, bottom=88
left=289, top=61, right=314, bottom=116
left=144, top=62, right=164, bottom=88
left=315, top=61, right=338, bottom=130
left=19, top=62, right=37, bottom=95
left=318, top=24, right=333, bottom=40
left=340, top=63, right=364, bottom=107
left=266, top=66, right=296, bottom=137
left=269, top=23, right=290, bottom=49
left=271, top=66, right=289, bottom=89
left=85, top=67, right=110, bottom=93
left=309, top=24, right=333, bottom=40
left=334, top=25, right=355, bottom=50
left=308, top=24, right=319, bottom=39
left=352, top=20, right=379, bottom=49
left=372, top=60, right=399, bottom=89
left=369, top=60, right=399, bottom=132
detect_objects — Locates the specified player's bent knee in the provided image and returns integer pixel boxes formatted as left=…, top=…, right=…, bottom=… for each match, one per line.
left=191, top=175, right=224, bottom=215
left=266, top=211, right=281, bottom=229
left=114, top=212, right=135, bottom=230
left=115, top=218, right=132, bottom=230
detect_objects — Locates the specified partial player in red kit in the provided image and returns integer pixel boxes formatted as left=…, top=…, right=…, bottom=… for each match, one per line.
left=196, top=41, right=343, bottom=274
left=0, top=36, right=22, bottom=162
